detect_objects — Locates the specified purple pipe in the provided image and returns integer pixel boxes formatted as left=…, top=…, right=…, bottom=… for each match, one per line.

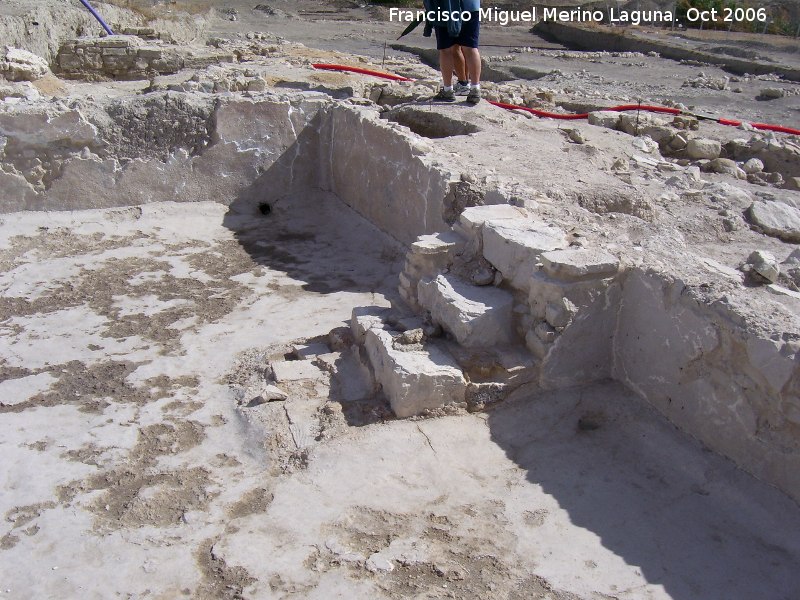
left=77, top=0, right=115, bottom=36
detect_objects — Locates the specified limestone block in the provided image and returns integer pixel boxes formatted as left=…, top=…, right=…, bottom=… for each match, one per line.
left=96, top=36, right=141, bottom=48
left=707, top=158, right=746, bottom=179
left=271, top=359, right=326, bottom=383
left=1, top=48, right=49, bottom=82
left=687, top=138, right=721, bottom=160
left=540, top=248, right=619, bottom=281
left=0, top=168, right=38, bottom=211
left=417, top=274, right=514, bottom=348
left=364, top=329, right=466, bottom=418
left=545, top=297, right=577, bottom=328
left=747, top=201, right=800, bottom=243
left=351, top=306, right=390, bottom=344
left=45, top=157, right=119, bottom=209
left=459, top=204, right=526, bottom=231
left=482, top=220, right=568, bottom=292
left=746, top=250, right=780, bottom=283
left=587, top=110, right=620, bottom=129
left=410, top=230, right=465, bottom=256
left=0, top=108, right=97, bottom=146
left=743, top=158, right=764, bottom=174
left=137, top=47, right=164, bottom=59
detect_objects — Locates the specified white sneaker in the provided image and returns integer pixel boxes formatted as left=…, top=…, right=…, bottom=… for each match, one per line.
left=454, top=81, right=470, bottom=96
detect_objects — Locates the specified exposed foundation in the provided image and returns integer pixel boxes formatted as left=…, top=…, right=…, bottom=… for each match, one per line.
left=1, top=87, right=798, bottom=505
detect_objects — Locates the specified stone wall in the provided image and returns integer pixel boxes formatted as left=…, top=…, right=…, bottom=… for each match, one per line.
left=396, top=203, right=799, bottom=502
left=317, top=104, right=457, bottom=245
left=0, top=91, right=326, bottom=211
left=56, top=35, right=234, bottom=80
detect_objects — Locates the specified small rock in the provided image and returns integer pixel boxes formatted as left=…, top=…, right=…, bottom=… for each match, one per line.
left=396, top=328, right=424, bottom=345
left=786, top=177, right=800, bottom=192
left=707, top=158, right=746, bottom=179
left=471, top=266, right=494, bottom=286
left=566, top=129, right=585, bottom=144
left=686, top=138, right=721, bottom=160
left=759, top=87, right=785, bottom=100
left=366, top=554, right=395, bottom=573
left=545, top=298, right=576, bottom=328
left=632, top=136, right=659, bottom=154
left=745, top=250, right=780, bottom=283
left=742, top=158, right=764, bottom=174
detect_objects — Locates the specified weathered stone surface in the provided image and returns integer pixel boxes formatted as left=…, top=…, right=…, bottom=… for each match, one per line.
left=614, top=268, right=800, bottom=503
left=528, top=273, right=621, bottom=387
left=459, top=204, right=526, bottom=231
left=482, top=220, right=568, bottom=291
left=417, top=274, right=514, bottom=348
left=759, top=87, right=785, bottom=100
left=322, top=105, right=453, bottom=245
left=364, top=328, right=466, bottom=418
left=746, top=250, right=780, bottom=283
left=351, top=305, right=390, bottom=344
left=0, top=47, right=50, bottom=81
left=707, top=158, right=745, bottom=179
left=587, top=110, right=620, bottom=129
left=540, top=248, right=619, bottom=281
left=747, top=201, right=800, bottom=242
left=687, top=138, right=721, bottom=160
left=410, top=230, right=464, bottom=255
left=743, top=158, right=764, bottom=174
left=271, top=359, right=326, bottom=383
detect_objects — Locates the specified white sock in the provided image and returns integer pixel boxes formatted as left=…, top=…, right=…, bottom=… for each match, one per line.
left=443, top=86, right=453, bottom=92
left=470, top=83, right=480, bottom=89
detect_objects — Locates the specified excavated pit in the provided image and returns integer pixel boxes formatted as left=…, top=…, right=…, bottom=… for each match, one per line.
left=2, top=76, right=800, bottom=596
left=2, top=89, right=798, bottom=504
left=385, top=106, right=481, bottom=139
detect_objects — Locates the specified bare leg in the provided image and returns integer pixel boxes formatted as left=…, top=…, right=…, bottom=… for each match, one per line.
left=438, top=46, right=456, bottom=87
left=454, top=46, right=467, bottom=82
left=460, top=46, right=481, bottom=85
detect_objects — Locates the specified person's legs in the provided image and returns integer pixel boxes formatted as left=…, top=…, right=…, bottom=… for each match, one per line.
left=460, top=46, right=481, bottom=87
left=454, top=46, right=468, bottom=83
left=438, top=46, right=456, bottom=88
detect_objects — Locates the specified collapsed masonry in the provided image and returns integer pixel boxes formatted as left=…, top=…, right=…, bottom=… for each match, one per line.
left=1, top=75, right=798, bottom=505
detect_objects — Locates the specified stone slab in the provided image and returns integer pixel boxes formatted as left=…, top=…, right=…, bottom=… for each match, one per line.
left=417, top=274, right=514, bottom=348
left=540, top=248, right=620, bottom=280
left=364, top=328, right=466, bottom=418
left=482, top=220, right=568, bottom=291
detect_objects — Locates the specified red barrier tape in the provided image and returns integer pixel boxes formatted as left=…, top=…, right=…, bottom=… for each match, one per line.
left=489, top=100, right=800, bottom=135
left=311, top=63, right=413, bottom=82
left=309, top=63, right=800, bottom=135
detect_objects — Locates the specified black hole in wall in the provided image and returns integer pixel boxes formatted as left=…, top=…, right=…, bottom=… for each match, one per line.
left=259, top=202, right=272, bottom=216
left=31, top=21, right=40, bottom=26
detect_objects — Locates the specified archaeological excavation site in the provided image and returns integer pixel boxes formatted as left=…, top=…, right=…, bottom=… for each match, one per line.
left=1, top=1, right=800, bottom=598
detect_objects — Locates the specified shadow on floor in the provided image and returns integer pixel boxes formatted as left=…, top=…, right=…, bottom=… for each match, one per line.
left=487, top=381, right=800, bottom=600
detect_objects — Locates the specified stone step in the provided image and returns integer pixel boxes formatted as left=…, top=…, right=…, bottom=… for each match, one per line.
left=363, top=328, right=467, bottom=418
left=417, top=273, right=515, bottom=348
left=481, top=219, right=568, bottom=292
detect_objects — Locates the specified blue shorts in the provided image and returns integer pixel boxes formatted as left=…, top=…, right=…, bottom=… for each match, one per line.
left=434, top=11, right=480, bottom=50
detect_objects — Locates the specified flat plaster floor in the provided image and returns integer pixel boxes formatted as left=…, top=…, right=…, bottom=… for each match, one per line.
left=1, top=197, right=799, bottom=599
